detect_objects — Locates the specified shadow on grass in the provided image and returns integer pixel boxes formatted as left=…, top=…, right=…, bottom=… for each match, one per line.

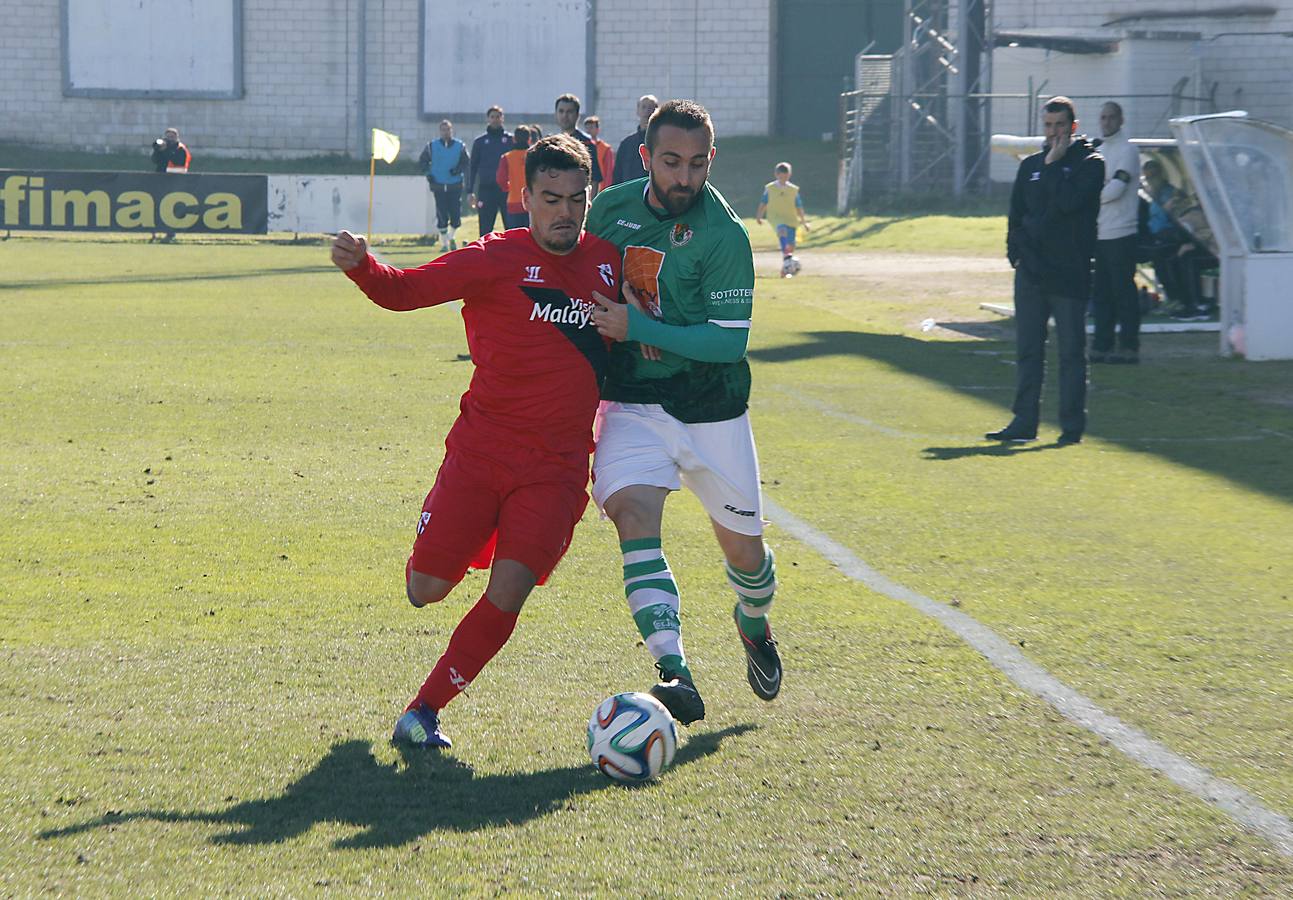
left=38, top=724, right=755, bottom=849
left=749, top=329, right=1293, bottom=501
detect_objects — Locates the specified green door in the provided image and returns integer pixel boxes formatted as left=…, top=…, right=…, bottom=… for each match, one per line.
left=775, top=0, right=904, bottom=138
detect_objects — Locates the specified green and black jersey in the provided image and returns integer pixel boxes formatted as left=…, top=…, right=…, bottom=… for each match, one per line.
left=586, top=178, right=755, bottom=423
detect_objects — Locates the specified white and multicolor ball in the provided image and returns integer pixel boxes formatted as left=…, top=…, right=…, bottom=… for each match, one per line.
left=781, top=255, right=802, bottom=276
left=587, top=691, right=678, bottom=783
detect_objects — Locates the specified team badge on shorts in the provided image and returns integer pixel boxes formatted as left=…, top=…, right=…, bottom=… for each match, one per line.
left=669, top=223, right=693, bottom=247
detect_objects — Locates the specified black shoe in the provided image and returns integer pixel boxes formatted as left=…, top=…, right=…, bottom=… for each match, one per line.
left=985, top=425, right=1037, bottom=442
left=1057, top=431, right=1083, bottom=446
left=1171, top=307, right=1208, bottom=322
left=649, top=664, right=706, bottom=725
left=733, top=605, right=782, bottom=701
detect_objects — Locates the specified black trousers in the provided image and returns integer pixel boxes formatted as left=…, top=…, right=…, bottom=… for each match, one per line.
left=1092, top=234, right=1141, bottom=353
left=430, top=183, right=462, bottom=230
left=475, top=184, right=505, bottom=234
left=1012, top=269, right=1088, bottom=435
left=504, top=209, right=529, bottom=228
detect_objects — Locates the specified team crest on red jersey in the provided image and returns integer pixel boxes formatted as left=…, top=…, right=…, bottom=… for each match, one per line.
left=597, top=262, right=614, bottom=287
left=669, top=223, right=693, bottom=247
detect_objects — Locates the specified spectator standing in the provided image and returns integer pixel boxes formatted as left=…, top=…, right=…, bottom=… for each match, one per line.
left=1091, top=102, right=1143, bottom=364
left=554, top=94, right=603, bottom=192
left=151, top=127, right=191, bottom=173
left=467, top=106, right=513, bottom=236
left=583, top=115, right=615, bottom=194
left=612, top=95, right=658, bottom=184
left=419, top=119, right=470, bottom=251
left=989, top=96, right=1104, bottom=446
left=496, top=125, right=533, bottom=228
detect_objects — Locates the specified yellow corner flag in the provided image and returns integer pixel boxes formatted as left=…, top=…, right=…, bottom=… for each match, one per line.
left=368, top=128, right=401, bottom=237
left=371, top=128, right=400, bottom=164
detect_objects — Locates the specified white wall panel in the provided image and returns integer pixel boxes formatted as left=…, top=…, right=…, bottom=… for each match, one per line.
left=421, top=0, right=588, bottom=116
left=64, top=0, right=240, bottom=97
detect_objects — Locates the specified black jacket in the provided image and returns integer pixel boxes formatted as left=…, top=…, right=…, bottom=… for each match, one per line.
left=568, top=127, right=602, bottom=186
left=1007, top=137, right=1104, bottom=299
left=468, top=126, right=513, bottom=194
left=613, top=127, right=647, bottom=184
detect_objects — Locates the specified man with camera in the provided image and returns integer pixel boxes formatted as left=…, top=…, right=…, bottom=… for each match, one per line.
left=151, top=128, right=191, bottom=174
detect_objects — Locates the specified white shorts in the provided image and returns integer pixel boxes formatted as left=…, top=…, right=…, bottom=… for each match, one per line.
left=591, top=401, right=764, bottom=536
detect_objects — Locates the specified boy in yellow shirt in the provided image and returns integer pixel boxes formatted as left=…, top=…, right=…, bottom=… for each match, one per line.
left=756, top=161, right=810, bottom=276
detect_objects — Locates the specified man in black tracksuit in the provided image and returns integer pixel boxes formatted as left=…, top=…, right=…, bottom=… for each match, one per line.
left=466, top=106, right=513, bottom=235
left=612, top=94, right=658, bottom=184
left=990, top=96, right=1104, bottom=446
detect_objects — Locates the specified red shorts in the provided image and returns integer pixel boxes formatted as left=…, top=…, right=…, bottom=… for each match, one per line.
left=408, top=441, right=590, bottom=586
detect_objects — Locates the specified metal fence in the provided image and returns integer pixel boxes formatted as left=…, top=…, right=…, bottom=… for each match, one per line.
left=837, top=80, right=1221, bottom=212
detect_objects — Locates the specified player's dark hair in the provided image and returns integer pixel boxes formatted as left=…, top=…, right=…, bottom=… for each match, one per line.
left=775, top=161, right=791, bottom=174
left=1102, top=100, right=1123, bottom=117
left=583, top=115, right=600, bottom=128
left=645, top=99, right=714, bottom=152
left=529, top=124, right=543, bottom=139
left=513, top=124, right=532, bottom=148
left=525, top=133, right=591, bottom=190
left=1043, top=96, right=1076, bottom=123
left=1142, top=158, right=1164, bottom=175
left=554, top=93, right=581, bottom=113
left=487, top=105, right=503, bottom=116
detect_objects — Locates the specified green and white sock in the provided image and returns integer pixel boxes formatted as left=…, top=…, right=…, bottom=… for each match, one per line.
left=622, top=537, right=691, bottom=681
left=729, top=544, right=777, bottom=641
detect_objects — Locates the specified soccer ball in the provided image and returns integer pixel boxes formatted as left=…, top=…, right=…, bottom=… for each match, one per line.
left=780, top=255, right=802, bottom=277
left=587, top=691, right=678, bottom=783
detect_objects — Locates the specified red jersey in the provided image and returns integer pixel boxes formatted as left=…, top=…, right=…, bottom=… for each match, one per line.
left=346, top=228, right=621, bottom=455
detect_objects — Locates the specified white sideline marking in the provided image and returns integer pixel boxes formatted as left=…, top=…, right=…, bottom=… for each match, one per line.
left=764, top=496, right=1293, bottom=859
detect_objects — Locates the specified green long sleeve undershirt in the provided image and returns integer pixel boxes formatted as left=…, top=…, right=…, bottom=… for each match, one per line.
left=624, top=305, right=749, bottom=363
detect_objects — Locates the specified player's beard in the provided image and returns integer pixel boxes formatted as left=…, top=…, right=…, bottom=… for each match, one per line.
left=649, top=171, right=702, bottom=217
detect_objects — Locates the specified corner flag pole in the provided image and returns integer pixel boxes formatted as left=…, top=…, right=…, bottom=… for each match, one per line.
left=367, top=128, right=400, bottom=240
left=367, top=155, right=376, bottom=238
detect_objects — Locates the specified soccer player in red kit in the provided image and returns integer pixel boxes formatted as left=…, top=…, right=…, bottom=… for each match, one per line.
left=331, top=134, right=621, bottom=748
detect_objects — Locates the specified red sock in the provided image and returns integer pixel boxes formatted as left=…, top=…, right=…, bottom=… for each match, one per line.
left=408, top=594, right=518, bottom=712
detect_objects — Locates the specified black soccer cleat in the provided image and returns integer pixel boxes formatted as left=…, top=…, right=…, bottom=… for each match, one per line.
left=649, top=664, right=706, bottom=725
left=733, top=605, right=782, bottom=701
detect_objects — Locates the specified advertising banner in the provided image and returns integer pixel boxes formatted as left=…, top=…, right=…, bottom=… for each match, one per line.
left=0, top=171, right=268, bottom=234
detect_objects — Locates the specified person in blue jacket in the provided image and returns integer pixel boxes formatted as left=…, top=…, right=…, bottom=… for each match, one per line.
left=419, top=120, right=470, bottom=251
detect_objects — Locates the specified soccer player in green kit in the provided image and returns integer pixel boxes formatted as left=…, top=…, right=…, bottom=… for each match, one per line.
left=588, top=100, right=781, bottom=724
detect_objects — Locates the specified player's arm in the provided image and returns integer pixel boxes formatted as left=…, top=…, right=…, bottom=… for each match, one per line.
left=592, top=284, right=747, bottom=362
left=796, top=192, right=809, bottom=229
left=755, top=189, right=768, bottom=224
left=331, top=230, right=485, bottom=311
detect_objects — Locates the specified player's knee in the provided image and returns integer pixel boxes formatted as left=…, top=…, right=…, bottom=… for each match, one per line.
left=484, top=560, right=537, bottom=614
left=604, top=490, right=665, bottom=540
left=406, top=570, right=452, bottom=607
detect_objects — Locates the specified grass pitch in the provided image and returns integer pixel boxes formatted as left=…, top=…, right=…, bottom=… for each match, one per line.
left=2, top=233, right=1292, bottom=895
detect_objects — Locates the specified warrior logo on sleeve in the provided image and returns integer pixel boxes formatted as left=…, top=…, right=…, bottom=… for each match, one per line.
left=623, top=245, right=665, bottom=319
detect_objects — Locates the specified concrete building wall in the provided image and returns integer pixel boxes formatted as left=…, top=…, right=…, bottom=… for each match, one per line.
left=992, top=0, right=1293, bottom=129
left=592, top=0, right=774, bottom=146
left=0, top=0, right=775, bottom=162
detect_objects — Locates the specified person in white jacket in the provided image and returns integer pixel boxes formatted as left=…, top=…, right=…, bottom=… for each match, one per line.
left=1091, top=102, right=1143, bottom=363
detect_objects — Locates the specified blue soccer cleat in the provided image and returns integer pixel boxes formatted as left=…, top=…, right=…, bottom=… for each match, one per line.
left=392, top=704, right=451, bottom=748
